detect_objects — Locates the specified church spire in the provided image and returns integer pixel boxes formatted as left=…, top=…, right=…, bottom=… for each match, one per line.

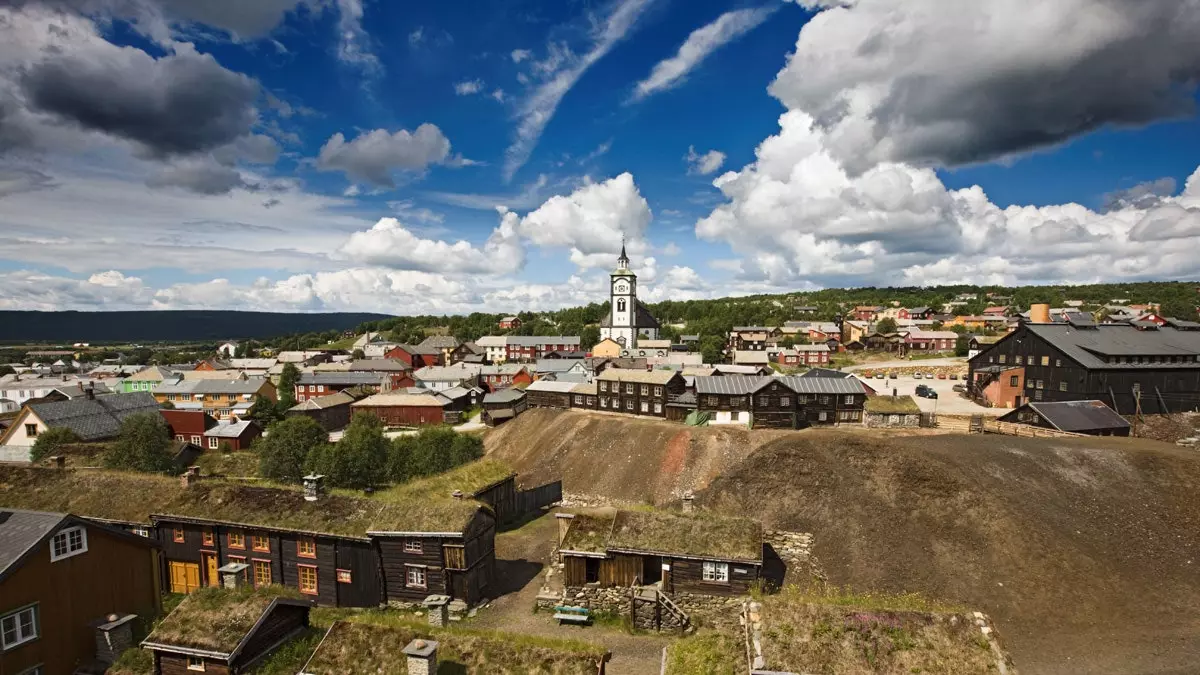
left=617, top=236, right=630, bottom=270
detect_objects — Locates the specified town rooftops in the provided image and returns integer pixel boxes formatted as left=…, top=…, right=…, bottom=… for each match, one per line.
left=526, top=380, right=581, bottom=393
left=637, top=339, right=673, bottom=349
left=417, top=335, right=460, bottom=350
left=535, top=359, right=585, bottom=373
left=288, top=392, right=355, bottom=411
left=125, top=365, right=179, bottom=382
left=695, top=375, right=775, bottom=395
left=504, top=335, right=582, bottom=347
left=733, top=350, right=772, bottom=364
left=906, top=330, right=959, bottom=340
left=595, top=369, right=680, bottom=385
left=798, top=368, right=851, bottom=379
left=1020, top=323, right=1200, bottom=368
left=695, top=375, right=867, bottom=396
left=155, top=379, right=270, bottom=395
left=17, top=392, right=160, bottom=442
left=608, top=509, right=762, bottom=563
left=414, top=364, right=483, bottom=381
left=908, top=307, right=931, bottom=314
left=395, top=343, right=443, bottom=356
left=479, top=364, right=529, bottom=376
left=483, top=389, right=526, bottom=406
left=351, top=393, right=446, bottom=408
left=559, top=512, right=615, bottom=555
left=205, top=419, right=257, bottom=438
left=570, top=382, right=598, bottom=396
left=228, top=358, right=277, bottom=370
left=473, top=336, right=507, bottom=347
left=437, top=386, right=478, bottom=402
left=1014, top=400, right=1132, bottom=433
left=347, top=359, right=411, bottom=372
left=297, top=372, right=388, bottom=386
left=143, top=586, right=309, bottom=657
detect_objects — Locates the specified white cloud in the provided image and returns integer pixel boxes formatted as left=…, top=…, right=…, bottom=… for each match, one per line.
left=632, top=6, right=775, bottom=101
left=424, top=173, right=554, bottom=211
left=334, top=0, right=380, bottom=73
left=338, top=216, right=524, bottom=275
left=387, top=199, right=444, bottom=224
left=661, top=242, right=682, bottom=256
left=408, top=27, right=425, bottom=47
left=503, top=0, right=653, bottom=180
left=516, top=172, right=652, bottom=268
left=686, top=146, right=725, bottom=175
left=490, top=89, right=507, bottom=103
left=510, top=48, right=532, bottom=63
left=454, top=79, right=484, bottom=95
left=316, top=124, right=454, bottom=187
left=772, top=0, right=1200, bottom=172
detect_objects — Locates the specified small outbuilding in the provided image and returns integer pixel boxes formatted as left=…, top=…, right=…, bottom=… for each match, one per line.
left=998, top=400, right=1131, bottom=436
left=863, top=395, right=922, bottom=428
left=481, top=388, right=528, bottom=426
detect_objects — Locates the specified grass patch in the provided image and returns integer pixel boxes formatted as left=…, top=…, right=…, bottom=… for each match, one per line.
left=362, top=458, right=513, bottom=505
left=194, top=450, right=260, bottom=477
left=782, top=585, right=966, bottom=614
left=145, top=586, right=306, bottom=653
left=665, top=630, right=744, bottom=675
left=247, top=628, right=326, bottom=674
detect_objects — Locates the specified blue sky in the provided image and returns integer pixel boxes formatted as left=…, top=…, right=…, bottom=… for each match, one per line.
left=1, top=0, right=1199, bottom=313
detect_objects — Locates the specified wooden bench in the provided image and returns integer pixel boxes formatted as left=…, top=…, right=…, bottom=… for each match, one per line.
left=552, top=605, right=591, bottom=625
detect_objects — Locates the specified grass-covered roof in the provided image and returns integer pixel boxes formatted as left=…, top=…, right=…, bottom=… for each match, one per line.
left=608, top=509, right=762, bottom=562
left=144, top=586, right=307, bottom=656
left=864, top=395, right=921, bottom=414
left=0, top=462, right=505, bottom=537
left=559, top=512, right=616, bottom=554
left=302, top=620, right=606, bottom=675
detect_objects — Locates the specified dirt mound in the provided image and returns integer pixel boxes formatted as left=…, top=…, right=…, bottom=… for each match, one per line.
left=484, top=408, right=794, bottom=505
left=699, top=431, right=1200, bottom=674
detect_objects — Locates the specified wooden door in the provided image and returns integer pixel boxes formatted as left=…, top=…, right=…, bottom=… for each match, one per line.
left=169, top=561, right=201, bottom=594
left=203, top=553, right=219, bottom=587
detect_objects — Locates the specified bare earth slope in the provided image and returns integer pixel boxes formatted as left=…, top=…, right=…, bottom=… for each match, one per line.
left=487, top=410, right=1200, bottom=674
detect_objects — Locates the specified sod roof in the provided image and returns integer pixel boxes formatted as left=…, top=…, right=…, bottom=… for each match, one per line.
left=144, top=586, right=307, bottom=656
left=559, top=512, right=616, bottom=554
left=301, top=620, right=606, bottom=675
left=864, top=395, right=921, bottom=414
left=0, top=463, right=496, bottom=537
left=608, top=509, right=762, bottom=562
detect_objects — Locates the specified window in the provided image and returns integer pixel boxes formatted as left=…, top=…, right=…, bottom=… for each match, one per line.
left=1058, top=381, right=1068, bottom=392
left=208, top=437, right=219, bottom=449
left=50, top=526, right=87, bottom=561
left=999, top=354, right=1007, bottom=364
left=298, top=565, right=318, bottom=595
left=1009, top=376, right=1019, bottom=387
left=758, top=396, right=769, bottom=406
left=574, top=395, right=583, bottom=405
left=654, top=386, right=663, bottom=396
left=24, top=424, right=37, bottom=438
left=1015, top=356, right=1023, bottom=365
left=228, top=530, right=246, bottom=549
left=1041, top=356, right=1050, bottom=366
left=1055, top=359, right=1062, bottom=367
left=187, top=657, right=206, bottom=672
left=297, top=537, right=316, bottom=559
left=844, top=395, right=854, bottom=404
left=337, top=569, right=352, bottom=583
left=818, top=411, right=828, bottom=422
left=308, top=385, right=315, bottom=392
left=404, top=539, right=423, bottom=553
left=253, top=560, right=271, bottom=587
left=617, top=298, right=626, bottom=312
left=780, top=396, right=791, bottom=407
left=252, top=534, right=269, bottom=552
left=132, top=527, right=150, bottom=538
left=818, top=396, right=830, bottom=405
left=1034, top=390, right=1044, bottom=401
left=625, top=384, right=634, bottom=394
left=405, top=565, right=427, bottom=588
left=190, top=434, right=201, bottom=445
left=702, top=561, right=729, bottom=582
left=1, top=605, right=38, bottom=649
left=705, top=396, right=719, bottom=406
left=175, top=434, right=184, bottom=441
left=1025, top=379, right=1034, bottom=389
left=625, top=399, right=634, bottom=411
left=599, top=382, right=608, bottom=392
left=640, top=384, right=649, bottom=395
left=654, top=403, right=662, bottom=414
left=173, top=527, right=185, bottom=543
left=202, top=528, right=214, bottom=547
left=317, top=385, right=325, bottom=392
left=640, top=401, right=648, bottom=412
left=599, top=398, right=608, bottom=408
left=1036, top=380, right=1044, bottom=389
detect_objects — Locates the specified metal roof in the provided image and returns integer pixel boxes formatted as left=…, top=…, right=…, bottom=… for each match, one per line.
left=1013, top=400, right=1131, bottom=433
left=27, top=392, right=161, bottom=441
left=535, top=359, right=585, bottom=373
left=297, top=372, right=387, bottom=386
left=205, top=420, right=257, bottom=438
left=525, top=380, right=580, bottom=393
left=694, top=375, right=866, bottom=396
left=0, top=509, right=66, bottom=577
left=596, top=369, right=681, bottom=385
left=288, top=392, right=355, bottom=410
left=1022, top=323, right=1200, bottom=368
left=483, top=388, right=526, bottom=404
left=414, top=364, right=483, bottom=381
left=351, top=393, right=446, bottom=407
left=346, top=359, right=411, bottom=372
left=694, top=375, right=770, bottom=395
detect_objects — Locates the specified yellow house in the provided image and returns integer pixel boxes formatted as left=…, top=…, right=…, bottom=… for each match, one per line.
left=590, top=338, right=623, bottom=358
left=153, top=378, right=277, bottom=420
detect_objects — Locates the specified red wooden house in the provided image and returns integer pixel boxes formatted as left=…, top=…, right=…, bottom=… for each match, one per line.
left=384, top=345, right=443, bottom=369
left=161, top=409, right=219, bottom=447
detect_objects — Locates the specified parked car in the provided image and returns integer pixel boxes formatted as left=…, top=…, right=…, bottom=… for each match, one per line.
left=952, top=384, right=966, bottom=393
left=949, top=373, right=958, bottom=380
left=937, top=372, right=947, bottom=380
left=889, top=372, right=899, bottom=379
left=916, top=384, right=939, bottom=399
left=913, top=372, right=922, bottom=379
left=875, top=373, right=885, bottom=379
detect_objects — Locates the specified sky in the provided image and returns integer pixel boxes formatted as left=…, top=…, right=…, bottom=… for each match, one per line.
left=1, top=0, right=1200, bottom=314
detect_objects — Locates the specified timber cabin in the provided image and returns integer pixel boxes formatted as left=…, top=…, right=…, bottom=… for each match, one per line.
left=558, top=510, right=763, bottom=597
left=142, top=586, right=311, bottom=674
left=694, top=375, right=868, bottom=428
left=595, top=369, right=686, bottom=417
left=998, top=400, right=1131, bottom=436
left=0, top=463, right=517, bottom=608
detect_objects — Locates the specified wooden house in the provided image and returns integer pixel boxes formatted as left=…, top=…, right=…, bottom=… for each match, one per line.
left=998, top=400, right=1131, bottom=436
left=286, top=391, right=357, bottom=431
left=525, top=380, right=578, bottom=409
left=295, top=372, right=388, bottom=402
left=481, top=388, right=528, bottom=426
left=350, top=393, right=447, bottom=427
left=142, top=587, right=311, bottom=674
left=0, top=509, right=161, bottom=674
left=595, top=370, right=686, bottom=418
left=694, top=375, right=868, bottom=427
left=0, top=391, right=162, bottom=463
left=570, top=382, right=598, bottom=411
left=480, top=364, right=533, bottom=391
left=590, top=338, right=623, bottom=358
left=558, top=510, right=763, bottom=597
left=202, top=419, right=262, bottom=452
left=162, top=409, right=219, bottom=447
left=863, top=395, right=922, bottom=428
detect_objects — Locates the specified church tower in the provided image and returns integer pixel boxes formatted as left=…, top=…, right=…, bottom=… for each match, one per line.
left=604, top=242, right=638, bottom=348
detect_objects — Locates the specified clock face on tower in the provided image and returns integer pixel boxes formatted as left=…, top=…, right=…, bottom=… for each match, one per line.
left=613, top=281, right=628, bottom=294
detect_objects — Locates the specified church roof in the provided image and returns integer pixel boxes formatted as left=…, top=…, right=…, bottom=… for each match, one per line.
left=599, top=299, right=661, bottom=330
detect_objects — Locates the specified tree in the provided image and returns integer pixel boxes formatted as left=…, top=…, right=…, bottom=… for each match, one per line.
left=30, top=427, right=79, bottom=463
left=104, top=412, right=175, bottom=473
left=954, top=334, right=970, bottom=357
left=277, top=363, right=300, bottom=409
left=257, top=416, right=327, bottom=483
left=247, top=398, right=283, bottom=426
left=0, top=364, right=14, bottom=376
left=315, top=412, right=388, bottom=489
left=580, top=326, right=601, bottom=350
left=699, top=336, right=725, bottom=365
left=351, top=348, right=366, bottom=360
left=780, top=336, right=797, bottom=349
left=876, top=317, right=898, bottom=334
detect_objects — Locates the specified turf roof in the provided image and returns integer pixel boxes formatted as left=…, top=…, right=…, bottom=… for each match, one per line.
left=560, top=512, right=616, bottom=554
left=609, top=510, right=763, bottom=562
left=144, top=586, right=306, bottom=655
left=864, top=395, right=922, bottom=414
left=0, top=464, right=493, bottom=537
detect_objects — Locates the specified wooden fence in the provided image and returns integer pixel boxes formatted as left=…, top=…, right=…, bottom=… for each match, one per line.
left=516, top=480, right=563, bottom=516
left=926, top=415, right=1087, bottom=438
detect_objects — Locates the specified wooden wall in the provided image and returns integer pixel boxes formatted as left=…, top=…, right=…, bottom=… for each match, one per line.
left=158, top=654, right=231, bottom=675
left=377, top=536, right=449, bottom=603
left=668, top=557, right=759, bottom=596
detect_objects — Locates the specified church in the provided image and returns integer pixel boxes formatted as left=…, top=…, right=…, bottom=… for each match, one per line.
left=599, top=244, right=661, bottom=348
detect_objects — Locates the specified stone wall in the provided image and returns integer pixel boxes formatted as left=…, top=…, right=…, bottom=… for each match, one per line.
left=864, top=412, right=921, bottom=428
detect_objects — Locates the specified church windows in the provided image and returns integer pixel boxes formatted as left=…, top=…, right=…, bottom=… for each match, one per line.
left=617, top=298, right=627, bottom=312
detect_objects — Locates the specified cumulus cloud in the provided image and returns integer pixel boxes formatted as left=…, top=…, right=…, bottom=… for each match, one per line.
left=516, top=172, right=652, bottom=268
left=1102, top=177, right=1177, bottom=212
left=504, top=0, right=652, bottom=180
left=686, top=145, right=725, bottom=175
left=454, top=79, right=484, bottom=95
left=510, top=48, right=532, bottom=63
left=772, top=0, right=1200, bottom=172
left=632, top=6, right=774, bottom=101
left=316, top=124, right=454, bottom=187
left=338, top=216, right=524, bottom=275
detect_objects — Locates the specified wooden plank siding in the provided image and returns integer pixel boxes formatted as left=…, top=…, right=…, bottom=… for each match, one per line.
left=233, top=603, right=309, bottom=671
left=375, top=510, right=497, bottom=605
left=668, top=557, right=759, bottom=596
left=159, top=654, right=231, bottom=675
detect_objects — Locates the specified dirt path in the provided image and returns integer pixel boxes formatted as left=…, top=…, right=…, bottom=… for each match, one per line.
left=469, top=512, right=672, bottom=674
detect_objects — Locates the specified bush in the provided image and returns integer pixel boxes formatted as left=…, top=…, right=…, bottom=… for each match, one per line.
left=307, top=412, right=388, bottom=489
left=29, top=426, right=80, bottom=463
left=104, top=412, right=175, bottom=473
left=386, top=427, right=484, bottom=483
left=257, top=416, right=328, bottom=483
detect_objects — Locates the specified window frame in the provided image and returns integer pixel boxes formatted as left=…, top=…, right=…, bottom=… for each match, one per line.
left=252, top=534, right=270, bottom=552
left=403, top=539, right=423, bottom=554
left=297, top=537, right=317, bottom=559
left=202, top=528, right=214, bottom=547
left=297, top=564, right=318, bottom=595
left=24, top=424, right=38, bottom=438
left=252, top=559, right=271, bottom=587
left=173, top=527, right=185, bottom=543
left=405, top=564, right=428, bottom=589
left=1, top=604, right=39, bottom=650
left=208, top=437, right=219, bottom=450
left=49, top=525, right=88, bottom=562
left=336, top=569, right=353, bottom=584
left=227, top=530, right=246, bottom=550
left=701, top=561, right=729, bottom=583
left=186, top=657, right=206, bottom=672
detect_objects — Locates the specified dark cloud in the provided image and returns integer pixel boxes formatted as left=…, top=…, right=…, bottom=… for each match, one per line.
left=20, top=45, right=259, bottom=157
left=0, top=167, right=55, bottom=197
left=1102, top=177, right=1177, bottom=212
left=146, top=159, right=248, bottom=194
left=154, top=0, right=315, bottom=38
left=316, top=124, right=452, bottom=187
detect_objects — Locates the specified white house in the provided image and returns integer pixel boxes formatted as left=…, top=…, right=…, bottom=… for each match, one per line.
left=475, top=336, right=508, bottom=364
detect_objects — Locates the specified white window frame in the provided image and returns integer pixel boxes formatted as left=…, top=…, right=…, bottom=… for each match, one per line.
left=404, top=539, right=423, bottom=553
left=190, top=434, right=201, bottom=445
left=640, top=401, right=649, bottom=413
left=50, top=526, right=87, bottom=562
left=844, top=395, right=854, bottom=404
left=187, top=656, right=206, bottom=671
left=208, top=437, right=219, bottom=449
left=702, top=561, right=729, bottom=582
left=654, top=403, right=662, bottom=414
left=132, top=527, right=150, bottom=538
left=1, top=604, right=39, bottom=649
left=405, top=564, right=427, bottom=588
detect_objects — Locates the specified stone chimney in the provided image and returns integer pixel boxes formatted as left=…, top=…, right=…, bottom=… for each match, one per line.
left=403, top=639, right=438, bottom=675
left=50, top=455, right=66, bottom=470
left=218, top=562, right=249, bottom=589
left=422, top=595, right=451, bottom=627
left=303, top=474, right=325, bottom=502
left=92, top=613, right=137, bottom=665
left=179, top=466, right=201, bottom=488
left=451, top=489, right=464, bottom=500
left=84, top=383, right=95, bottom=400
left=555, top=512, right=575, bottom=548
left=681, top=491, right=695, bottom=514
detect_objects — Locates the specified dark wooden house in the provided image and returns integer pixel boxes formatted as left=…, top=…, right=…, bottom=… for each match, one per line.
left=286, top=391, right=356, bottom=431
left=595, top=370, right=686, bottom=417
left=525, top=380, right=578, bottom=409
left=142, top=587, right=311, bottom=674
left=0, top=510, right=162, bottom=675
left=694, top=375, right=867, bottom=427
left=369, top=504, right=497, bottom=606
left=998, top=400, right=1131, bottom=436
left=481, top=388, right=527, bottom=426
left=558, top=510, right=763, bottom=597
left=969, top=319, right=1200, bottom=414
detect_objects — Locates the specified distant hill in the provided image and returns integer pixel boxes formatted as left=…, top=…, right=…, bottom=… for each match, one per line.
left=0, top=311, right=394, bottom=344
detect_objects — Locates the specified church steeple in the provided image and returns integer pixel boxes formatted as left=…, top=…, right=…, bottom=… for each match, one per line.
left=617, top=237, right=630, bottom=270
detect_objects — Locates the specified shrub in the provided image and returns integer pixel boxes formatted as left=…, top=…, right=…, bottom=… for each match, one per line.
left=104, top=412, right=175, bottom=473
left=29, top=426, right=80, bottom=463
left=257, top=416, right=328, bottom=483
left=307, top=412, right=388, bottom=489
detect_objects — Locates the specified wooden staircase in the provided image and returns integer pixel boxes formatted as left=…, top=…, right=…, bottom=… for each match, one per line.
left=631, top=586, right=690, bottom=631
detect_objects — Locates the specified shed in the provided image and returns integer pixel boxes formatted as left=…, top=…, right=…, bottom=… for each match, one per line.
left=351, top=393, right=447, bottom=427
left=525, top=380, right=578, bottom=409
left=998, top=400, right=1131, bottom=436
left=863, top=395, right=922, bottom=428
left=481, top=388, right=528, bottom=426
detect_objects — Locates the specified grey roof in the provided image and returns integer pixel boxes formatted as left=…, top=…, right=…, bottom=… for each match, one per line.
left=417, top=335, right=460, bottom=350
left=908, top=307, right=930, bottom=314
left=599, top=299, right=661, bottom=330
left=695, top=375, right=866, bottom=396
left=289, top=392, right=355, bottom=410
left=27, top=392, right=161, bottom=441
left=396, top=343, right=443, bottom=356
left=1020, top=323, right=1200, bottom=369
left=0, top=509, right=66, bottom=577
left=695, top=375, right=770, bottom=395
left=505, top=335, right=582, bottom=347
left=156, top=379, right=271, bottom=395
left=535, top=359, right=585, bottom=373
left=480, top=364, right=530, bottom=375
left=680, top=334, right=700, bottom=341
left=777, top=376, right=868, bottom=395
left=347, top=359, right=411, bottom=372
left=205, top=420, right=257, bottom=438
left=414, top=364, right=483, bottom=381
left=1017, top=400, right=1131, bottom=433
left=298, top=372, right=388, bottom=386
left=483, top=388, right=526, bottom=404
left=798, top=368, right=851, bottom=379
left=437, top=385, right=477, bottom=402
left=525, top=380, right=580, bottom=393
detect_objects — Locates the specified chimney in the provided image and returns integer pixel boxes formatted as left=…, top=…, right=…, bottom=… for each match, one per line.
left=1030, top=303, right=1051, bottom=324
left=403, top=639, right=439, bottom=675
left=451, top=489, right=464, bottom=500
left=218, top=562, right=249, bottom=589
left=85, top=383, right=95, bottom=400
left=681, top=491, right=695, bottom=514
left=91, top=613, right=137, bottom=665
left=422, top=595, right=451, bottom=627
left=303, top=474, right=326, bottom=502
left=180, top=467, right=201, bottom=489
left=50, top=455, right=66, bottom=470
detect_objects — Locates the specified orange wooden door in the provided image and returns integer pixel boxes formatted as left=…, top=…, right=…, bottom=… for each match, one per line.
left=169, top=561, right=201, bottom=594
left=203, top=553, right=219, bottom=587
